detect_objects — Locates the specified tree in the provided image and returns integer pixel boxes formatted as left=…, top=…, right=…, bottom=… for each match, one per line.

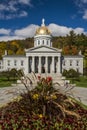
left=2, top=70, right=11, bottom=81
left=16, top=48, right=25, bottom=55
left=10, top=68, right=17, bottom=80
left=66, top=30, right=76, bottom=46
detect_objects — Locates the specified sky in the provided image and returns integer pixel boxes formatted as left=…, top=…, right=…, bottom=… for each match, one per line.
left=0, top=0, right=87, bottom=41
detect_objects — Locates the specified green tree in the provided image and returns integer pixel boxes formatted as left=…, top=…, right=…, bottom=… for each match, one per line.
left=66, top=30, right=76, bottom=46
left=10, top=68, right=17, bottom=80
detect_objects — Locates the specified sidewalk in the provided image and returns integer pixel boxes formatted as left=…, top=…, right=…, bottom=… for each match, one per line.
left=0, top=85, right=26, bottom=107
left=0, top=85, right=87, bottom=107
left=71, top=87, right=87, bottom=106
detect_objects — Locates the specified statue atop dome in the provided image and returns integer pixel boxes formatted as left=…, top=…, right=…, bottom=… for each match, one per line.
left=35, top=19, right=51, bottom=35
left=41, top=18, right=45, bottom=26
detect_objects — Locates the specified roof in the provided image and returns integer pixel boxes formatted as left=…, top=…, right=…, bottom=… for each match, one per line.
left=3, top=55, right=26, bottom=58
left=63, top=55, right=84, bottom=58
left=25, top=45, right=62, bottom=53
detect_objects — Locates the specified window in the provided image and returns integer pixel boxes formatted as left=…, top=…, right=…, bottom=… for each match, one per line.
left=42, top=40, right=44, bottom=44
left=63, top=60, right=66, bottom=66
left=21, top=60, right=24, bottom=66
left=76, top=68, right=79, bottom=72
left=7, top=60, right=10, bottom=66
left=70, top=60, right=72, bottom=66
left=38, top=40, right=40, bottom=45
left=47, top=40, right=48, bottom=45
left=14, top=60, right=17, bottom=66
left=76, top=60, right=79, bottom=66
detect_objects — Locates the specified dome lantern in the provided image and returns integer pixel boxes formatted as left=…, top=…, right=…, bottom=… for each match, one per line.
left=34, top=19, right=52, bottom=47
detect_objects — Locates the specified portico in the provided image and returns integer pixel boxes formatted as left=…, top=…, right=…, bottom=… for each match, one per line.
left=28, top=55, right=61, bottom=73
left=25, top=45, right=62, bottom=74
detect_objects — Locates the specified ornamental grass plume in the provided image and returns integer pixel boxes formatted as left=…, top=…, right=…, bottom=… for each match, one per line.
left=16, top=72, right=81, bottom=121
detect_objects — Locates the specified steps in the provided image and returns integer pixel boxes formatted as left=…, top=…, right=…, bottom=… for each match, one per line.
left=16, top=73, right=66, bottom=88
left=35, top=73, right=66, bottom=86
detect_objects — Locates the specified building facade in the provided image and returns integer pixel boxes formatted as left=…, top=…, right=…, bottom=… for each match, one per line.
left=0, top=19, right=83, bottom=74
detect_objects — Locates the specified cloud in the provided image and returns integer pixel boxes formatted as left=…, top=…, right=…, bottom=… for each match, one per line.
left=19, top=0, right=31, bottom=5
left=0, top=29, right=11, bottom=35
left=0, top=0, right=31, bottom=19
left=75, top=0, right=87, bottom=7
left=75, top=0, right=87, bottom=20
left=0, top=36, right=24, bottom=42
left=48, top=24, right=85, bottom=36
left=0, top=23, right=86, bottom=42
left=48, top=24, right=71, bottom=36
left=83, top=10, right=87, bottom=19
left=0, top=11, right=28, bottom=20
left=15, top=25, right=39, bottom=38
left=19, top=11, right=28, bottom=17
left=74, top=27, right=85, bottom=34
left=80, top=0, right=87, bottom=3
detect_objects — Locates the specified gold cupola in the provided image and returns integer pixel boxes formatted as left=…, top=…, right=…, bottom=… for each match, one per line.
left=35, top=18, right=51, bottom=35
left=34, top=19, right=52, bottom=47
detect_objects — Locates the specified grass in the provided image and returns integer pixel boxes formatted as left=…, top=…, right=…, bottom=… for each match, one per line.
left=0, top=75, right=87, bottom=88
left=0, top=76, right=17, bottom=87
left=68, top=76, right=87, bottom=88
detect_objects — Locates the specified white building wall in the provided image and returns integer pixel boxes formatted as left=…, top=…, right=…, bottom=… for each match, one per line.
left=62, top=56, right=83, bottom=74
left=34, top=35, right=52, bottom=47
left=0, top=60, right=3, bottom=71
left=0, top=53, right=84, bottom=75
left=2, top=56, right=27, bottom=73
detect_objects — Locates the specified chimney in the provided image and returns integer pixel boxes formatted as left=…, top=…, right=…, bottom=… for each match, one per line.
left=78, top=50, right=82, bottom=55
left=5, top=50, right=8, bottom=55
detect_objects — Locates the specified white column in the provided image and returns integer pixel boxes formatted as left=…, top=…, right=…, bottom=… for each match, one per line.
left=32, top=56, right=35, bottom=72
left=38, top=56, right=41, bottom=73
left=45, top=56, right=48, bottom=73
left=51, top=56, right=54, bottom=73
left=57, top=56, right=61, bottom=73
left=24, top=57, right=28, bottom=74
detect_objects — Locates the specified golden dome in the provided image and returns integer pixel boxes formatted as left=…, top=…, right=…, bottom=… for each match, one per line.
left=35, top=19, right=51, bottom=35
left=35, top=26, right=51, bottom=35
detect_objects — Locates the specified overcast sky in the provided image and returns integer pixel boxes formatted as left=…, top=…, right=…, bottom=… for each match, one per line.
left=0, top=0, right=87, bottom=41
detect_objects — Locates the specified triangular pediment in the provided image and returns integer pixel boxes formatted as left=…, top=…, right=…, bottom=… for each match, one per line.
left=25, top=45, right=61, bottom=53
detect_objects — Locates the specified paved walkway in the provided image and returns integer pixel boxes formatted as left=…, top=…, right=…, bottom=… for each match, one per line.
left=0, top=85, right=87, bottom=107
left=0, top=85, right=26, bottom=107
left=71, top=87, right=87, bottom=106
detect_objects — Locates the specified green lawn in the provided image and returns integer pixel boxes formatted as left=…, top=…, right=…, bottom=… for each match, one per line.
left=69, top=76, right=87, bottom=88
left=0, top=76, right=17, bottom=87
left=0, top=75, right=87, bottom=88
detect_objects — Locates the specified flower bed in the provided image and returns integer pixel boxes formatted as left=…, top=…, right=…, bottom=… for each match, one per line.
left=0, top=75, right=87, bottom=130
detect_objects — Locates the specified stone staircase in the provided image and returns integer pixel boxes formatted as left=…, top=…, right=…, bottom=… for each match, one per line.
left=35, top=73, right=66, bottom=86
left=15, top=73, right=66, bottom=88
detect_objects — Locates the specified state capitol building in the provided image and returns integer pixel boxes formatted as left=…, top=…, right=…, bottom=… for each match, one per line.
left=0, top=19, right=83, bottom=75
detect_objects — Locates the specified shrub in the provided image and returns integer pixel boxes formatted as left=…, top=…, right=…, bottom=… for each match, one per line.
left=62, top=69, right=80, bottom=78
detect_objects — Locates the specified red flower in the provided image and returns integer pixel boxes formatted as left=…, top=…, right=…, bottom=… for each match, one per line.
left=38, top=75, right=41, bottom=80
left=46, top=76, right=52, bottom=82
